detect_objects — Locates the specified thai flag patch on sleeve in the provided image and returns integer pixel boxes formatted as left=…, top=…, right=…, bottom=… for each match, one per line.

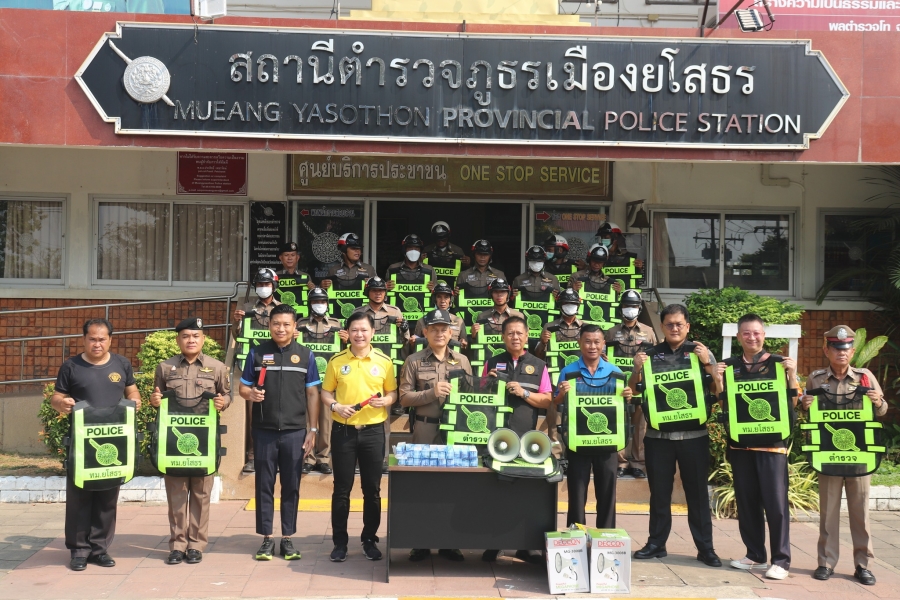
left=496, top=363, right=507, bottom=371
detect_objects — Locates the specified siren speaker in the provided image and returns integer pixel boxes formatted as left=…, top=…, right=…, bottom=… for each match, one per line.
left=487, top=428, right=520, bottom=462
left=519, top=430, right=552, bottom=464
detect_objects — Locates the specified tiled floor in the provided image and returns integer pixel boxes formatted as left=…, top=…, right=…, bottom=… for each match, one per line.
left=1, top=501, right=900, bottom=598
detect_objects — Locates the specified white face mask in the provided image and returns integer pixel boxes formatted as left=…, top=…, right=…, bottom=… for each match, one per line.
left=256, top=286, right=273, bottom=299
left=622, top=307, right=640, bottom=320
left=528, top=261, right=544, bottom=273
left=406, top=249, right=421, bottom=262
left=561, top=304, right=579, bottom=316
left=311, top=303, right=328, bottom=316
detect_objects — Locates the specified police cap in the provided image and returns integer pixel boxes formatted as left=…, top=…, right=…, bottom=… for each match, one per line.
left=175, top=317, right=204, bottom=332
left=824, top=325, right=855, bottom=349
left=423, top=308, right=453, bottom=326
left=278, top=241, right=299, bottom=256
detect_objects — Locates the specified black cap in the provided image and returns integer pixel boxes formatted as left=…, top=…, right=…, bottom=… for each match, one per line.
left=175, top=317, right=204, bottom=332
left=423, top=309, right=453, bottom=326
left=279, top=241, right=299, bottom=255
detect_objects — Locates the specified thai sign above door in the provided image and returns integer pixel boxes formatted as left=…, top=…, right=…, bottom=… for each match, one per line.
left=76, top=22, right=849, bottom=150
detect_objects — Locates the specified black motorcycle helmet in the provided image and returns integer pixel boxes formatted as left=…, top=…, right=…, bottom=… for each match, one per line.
left=402, top=233, right=424, bottom=250
left=431, top=221, right=451, bottom=240
left=620, top=289, right=642, bottom=307
left=365, top=276, right=387, bottom=294
left=557, top=288, right=580, bottom=306
left=252, top=268, right=279, bottom=290
left=543, top=234, right=569, bottom=259
left=308, top=287, right=329, bottom=304
left=337, top=232, right=362, bottom=253
left=525, top=245, right=546, bottom=262
left=488, top=278, right=511, bottom=294
left=432, top=280, right=454, bottom=297
left=471, top=239, right=493, bottom=254
left=587, top=244, right=610, bottom=264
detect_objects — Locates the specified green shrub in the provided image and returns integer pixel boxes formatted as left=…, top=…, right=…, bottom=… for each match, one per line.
left=683, top=287, right=804, bottom=359
left=37, top=332, right=224, bottom=463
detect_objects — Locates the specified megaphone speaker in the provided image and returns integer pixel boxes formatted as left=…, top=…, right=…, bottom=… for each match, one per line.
left=487, top=428, right=520, bottom=462
left=519, top=430, right=552, bottom=464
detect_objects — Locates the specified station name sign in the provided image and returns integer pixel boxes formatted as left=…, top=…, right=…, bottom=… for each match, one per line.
left=76, top=23, right=850, bottom=150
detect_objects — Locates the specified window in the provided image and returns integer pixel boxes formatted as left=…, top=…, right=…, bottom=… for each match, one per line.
left=651, top=211, right=791, bottom=292
left=96, top=200, right=245, bottom=285
left=820, top=212, right=891, bottom=293
left=0, top=198, right=64, bottom=281
left=532, top=203, right=610, bottom=262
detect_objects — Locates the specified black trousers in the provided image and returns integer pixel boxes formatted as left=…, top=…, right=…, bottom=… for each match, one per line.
left=331, top=422, right=384, bottom=547
left=65, top=478, right=119, bottom=558
left=728, top=448, right=791, bottom=569
left=253, top=427, right=306, bottom=536
left=645, top=434, right=714, bottom=552
left=566, top=450, right=617, bottom=529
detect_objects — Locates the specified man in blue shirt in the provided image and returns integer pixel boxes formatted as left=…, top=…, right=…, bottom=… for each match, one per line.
left=555, top=324, right=632, bottom=529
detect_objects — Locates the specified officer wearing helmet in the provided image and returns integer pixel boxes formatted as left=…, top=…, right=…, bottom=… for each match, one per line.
left=542, top=235, right=582, bottom=286
left=299, top=288, right=343, bottom=476
left=571, top=244, right=623, bottom=295
left=512, top=245, right=561, bottom=300
left=597, top=222, right=644, bottom=287
left=322, top=233, right=376, bottom=291
left=456, top=239, right=507, bottom=323
left=410, top=280, right=468, bottom=350
left=471, top=278, right=525, bottom=337
left=423, top=221, right=470, bottom=272
left=232, top=267, right=282, bottom=474
left=605, top=289, right=657, bottom=479
left=385, top=234, right=436, bottom=293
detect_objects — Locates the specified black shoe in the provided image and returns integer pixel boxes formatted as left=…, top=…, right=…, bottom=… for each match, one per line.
left=242, top=458, right=255, bottom=474
left=70, top=557, right=87, bottom=571
left=854, top=565, right=876, bottom=585
left=317, top=463, right=333, bottom=474
left=166, top=550, right=184, bottom=565
left=409, top=548, right=431, bottom=562
left=617, top=467, right=628, bottom=478
left=185, top=549, right=202, bottom=564
left=330, top=545, right=348, bottom=562
left=302, top=463, right=312, bottom=475
left=439, top=548, right=465, bottom=562
left=255, top=537, right=275, bottom=561
left=632, top=468, right=647, bottom=479
left=280, top=538, right=301, bottom=560
left=362, top=540, right=382, bottom=561
left=697, top=549, right=722, bottom=567
left=391, top=405, right=405, bottom=416
left=482, top=549, right=501, bottom=562
left=87, top=554, right=116, bottom=567
left=514, top=549, right=544, bottom=565
left=355, top=465, right=360, bottom=474
left=634, top=543, right=667, bottom=559
left=382, top=461, right=389, bottom=474
left=813, top=566, right=834, bottom=580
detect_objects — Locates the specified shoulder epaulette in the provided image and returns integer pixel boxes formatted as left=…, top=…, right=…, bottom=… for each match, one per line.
left=810, top=368, right=827, bottom=376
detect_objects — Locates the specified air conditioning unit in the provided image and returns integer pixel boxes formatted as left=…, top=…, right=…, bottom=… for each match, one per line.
left=192, top=0, right=227, bottom=20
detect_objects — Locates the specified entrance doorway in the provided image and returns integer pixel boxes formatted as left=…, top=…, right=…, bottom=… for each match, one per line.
left=373, top=201, right=524, bottom=279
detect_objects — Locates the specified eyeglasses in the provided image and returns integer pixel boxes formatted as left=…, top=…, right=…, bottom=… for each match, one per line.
left=663, top=322, right=687, bottom=330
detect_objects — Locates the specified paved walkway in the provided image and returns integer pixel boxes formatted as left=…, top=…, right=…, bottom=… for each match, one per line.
left=2, top=501, right=900, bottom=599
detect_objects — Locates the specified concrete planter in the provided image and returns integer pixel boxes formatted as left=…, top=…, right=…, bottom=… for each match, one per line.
left=0, top=476, right=221, bottom=504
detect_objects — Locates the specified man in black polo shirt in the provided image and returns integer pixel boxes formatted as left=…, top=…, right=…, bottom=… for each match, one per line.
left=51, top=318, right=141, bottom=571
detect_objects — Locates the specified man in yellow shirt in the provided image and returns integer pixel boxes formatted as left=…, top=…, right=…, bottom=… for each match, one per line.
left=321, top=312, right=398, bottom=563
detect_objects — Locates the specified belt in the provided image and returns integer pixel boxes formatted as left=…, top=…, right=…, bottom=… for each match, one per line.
left=414, top=415, right=441, bottom=425
left=333, top=421, right=384, bottom=430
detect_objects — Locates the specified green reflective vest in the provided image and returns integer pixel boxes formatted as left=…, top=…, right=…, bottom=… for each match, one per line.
left=578, top=289, right=620, bottom=331
left=423, top=257, right=461, bottom=280
left=606, top=343, right=650, bottom=398
left=328, top=284, right=368, bottom=320
left=563, top=377, right=627, bottom=452
left=724, top=358, right=793, bottom=446
left=274, top=274, right=310, bottom=318
left=371, top=327, right=405, bottom=377
left=550, top=264, right=578, bottom=285
left=642, top=351, right=709, bottom=432
left=458, top=297, right=495, bottom=335
left=236, top=316, right=271, bottom=365
left=440, top=379, right=511, bottom=449
left=513, top=295, right=556, bottom=338
left=467, top=327, right=507, bottom=372
left=603, top=257, right=642, bottom=289
left=546, top=336, right=582, bottom=377
left=152, top=392, right=220, bottom=477
left=388, top=274, right=431, bottom=322
left=69, top=399, right=137, bottom=490
left=801, top=389, right=885, bottom=477
left=300, top=330, right=343, bottom=376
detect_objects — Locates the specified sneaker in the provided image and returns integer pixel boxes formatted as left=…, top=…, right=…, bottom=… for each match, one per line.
left=766, top=564, right=789, bottom=580
left=730, top=556, right=767, bottom=570
left=362, top=540, right=382, bottom=561
left=280, top=538, right=301, bottom=560
left=330, top=545, right=348, bottom=562
left=255, top=537, right=275, bottom=561
left=409, top=548, right=431, bottom=562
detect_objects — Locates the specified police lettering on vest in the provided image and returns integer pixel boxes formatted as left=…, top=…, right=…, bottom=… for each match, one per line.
left=577, top=286, right=621, bottom=331
left=604, top=257, right=642, bottom=289
left=545, top=335, right=582, bottom=379
left=467, top=328, right=506, bottom=376
left=723, top=357, right=794, bottom=446
left=423, top=257, right=461, bottom=280
left=562, top=374, right=628, bottom=452
left=236, top=316, right=271, bottom=365
left=388, top=273, right=431, bottom=322
left=300, top=330, right=342, bottom=378
left=329, top=283, right=367, bottom=320
left=152, top=391, right=222, bottom=477
left=801, top=387, right=885, bottom=477
left=606, top=342, right=652, bottom=398
left=642, top=350, right=709, bottom=432
left=69, top=399, right=137, bottom=490
left=275, top=274, right=310, bottom=318
left=440, top=377, right=512, bottom=451
left=513, top=294, right=557, bottom=339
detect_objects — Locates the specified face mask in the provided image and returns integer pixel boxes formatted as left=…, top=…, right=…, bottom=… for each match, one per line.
left=600, top=239, right=612, bottom=248
left=256, top=286, right=273, bottom=299
left=545, top=251, right=555, bottom=260
left=561, top=304, right=579, bottom=316
left=311, top=303, right=328, bottom=316
left=622, top=307, right=640, bottom=320
left=528, top=261, right=544, bottom=273
left=406, top=249, right=421, bottom=262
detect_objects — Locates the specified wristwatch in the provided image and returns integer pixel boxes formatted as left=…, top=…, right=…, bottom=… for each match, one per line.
left=330, top=403, right=338, bottom=412
left=310, top=428, right=319, bottom=433
left=523, top=389, right=531, bottom=400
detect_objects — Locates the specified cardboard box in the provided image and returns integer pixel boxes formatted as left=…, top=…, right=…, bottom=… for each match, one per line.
left=587, top=528, right=631, bottom=594
left=545, top=530, right=590, bottom=594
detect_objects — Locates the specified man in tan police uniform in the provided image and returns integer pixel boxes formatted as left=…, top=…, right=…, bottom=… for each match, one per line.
left=456, top=239, right=505, bottom=296
left=802, top=325, right=888, bottom=586
left=151, top=317, right=231, bottom=565
left=470, top=279, right=524, bottom=338
left=410, top=281, right=467, bottom=351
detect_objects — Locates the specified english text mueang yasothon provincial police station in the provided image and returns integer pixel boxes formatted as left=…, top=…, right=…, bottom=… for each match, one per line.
left=0, top=0, right=898, bottom=494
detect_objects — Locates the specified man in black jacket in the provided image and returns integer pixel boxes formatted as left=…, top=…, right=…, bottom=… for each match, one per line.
left=239, top=304, right=321, bottom=561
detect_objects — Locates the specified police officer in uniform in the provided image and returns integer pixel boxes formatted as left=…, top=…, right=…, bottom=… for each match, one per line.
left=232, top=268, right=281, bottom=474
left=456, top=239, right=506, bottom=297
left=322, top=233, right=376, bottom=291
left=605, top=290, right=657, bottom=479
left=629, top=304, right=721, bottom=568
left=410, top=280, right=468, bottom=351
left=512, top=245, right=561, bottom=300
left=542, top=235, right=581, bottom=284
left=51, top=318, right=141, bottom=571
left=482, top=316, right=554, bottom=564
left=400, top=308, right=473, bottom=563
left=470, top=279, right=525, bottom=338
left=384, top=233, right=436, bottom=292
left=239, top=304, right=321, bottom=561
left=802, top=325, right=888, bottom=586
left=150, top=317, right=231, bottom=566
left=423, top=221, right=470, bottom=269
left=276, top=241, right=316, bottom=291
left=597, top=222, right=644, bottom=276
left=570, top=245, right=623, bottom=295
left=300, top=288, right=343, bottom=475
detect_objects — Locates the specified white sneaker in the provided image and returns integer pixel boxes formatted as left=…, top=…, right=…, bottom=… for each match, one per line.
left=730, top=556, right=767, bottom=570
left=765, top=564, right=789, bottom=580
